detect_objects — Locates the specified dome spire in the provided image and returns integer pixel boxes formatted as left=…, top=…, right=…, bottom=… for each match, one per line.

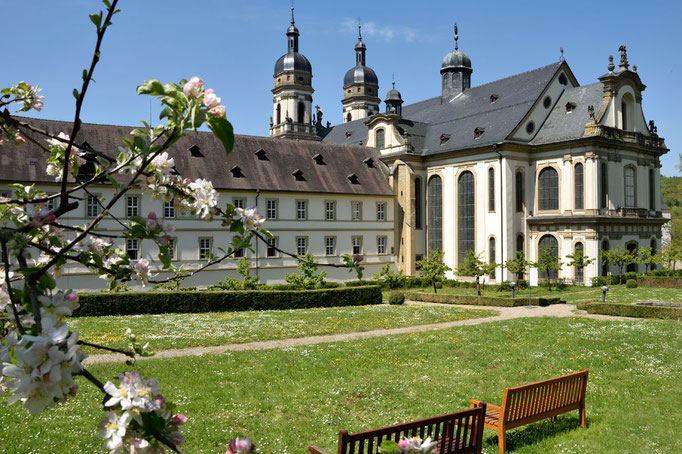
left=358, top=19, right=362, bottom=41
left=354, top=18, right=366, bottom=66
left=290, top=4, right=295, bottom=25
left=454, top=22, right=459, bottom=51
left=286, top=4, right=300, bottom=53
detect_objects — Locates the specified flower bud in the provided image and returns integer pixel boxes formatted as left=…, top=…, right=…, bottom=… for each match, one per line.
left=172, top=413, right=187, bottom=425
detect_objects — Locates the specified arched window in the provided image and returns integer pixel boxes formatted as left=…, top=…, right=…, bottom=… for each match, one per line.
left=624, top=166, right=636, bottom=207
left=414, top=177, right=422, bottom=229
left=297, top=102, right=305, bottom=124
left=276, top=104, right=281, bottom=124
left=489, top=237, right=496, bottom=279
left=515, top=171, right=524, bottom=212
left=375, top=128, right=385, bottom=149
left=651, top=238, right=657, bottom=271
left=427, top=175, right=442, bottom=252
left=600, top=162, right=608, bottom=210
left=626, top=242, right=638, bottom=273
left=574, top=242, right=584, bottom=284
left=574, top=163, right=584, bottom=210
left=649, top=168, right=655, bottom=211
left=538, top=234, right=558, bottom=280
left=346, top=112, right=352, bottom=122
left=516, top=234, right=525, bottom=280
left=458, top=171, right=475, bottom=264
left=538, top=167, right=559, bottom=211
left=488, top=168, right=495, bottom=212
left=601, top=239, right=610, bottom=276
left=621, top=93, right=634, bottom=131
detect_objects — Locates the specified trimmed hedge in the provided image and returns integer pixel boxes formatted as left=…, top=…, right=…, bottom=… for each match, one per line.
left=579, top=302, right=682, bottom=319
left=405, top=291, right=561, bottom=307
left=74, top=286, right=383, bottom=317
left=638, top=277, right=682, bottom=289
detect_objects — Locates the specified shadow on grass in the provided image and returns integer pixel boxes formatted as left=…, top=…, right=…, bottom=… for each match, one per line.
left=482, top=415, right=593, bottom=452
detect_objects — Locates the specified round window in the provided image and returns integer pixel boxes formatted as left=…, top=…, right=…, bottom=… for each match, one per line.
left=526, top=121, right=535, bottom=134
left=543, top=96, right=552, bottom=109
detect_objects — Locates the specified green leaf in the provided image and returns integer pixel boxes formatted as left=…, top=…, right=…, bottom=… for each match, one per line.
left=206, top=117, right=234, bottom=155
left=82, top=69, right=88, bottom=81
left=89, top=13, right=102, bottom=29
left=137, top=79, right=165, bottom=96
left=73, top=88, right=80, bottom=100
left=38, top=274, right=56, bottom=291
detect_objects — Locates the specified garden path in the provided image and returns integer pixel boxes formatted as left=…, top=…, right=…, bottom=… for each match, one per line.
left=83, top=302, right=640, bottom=365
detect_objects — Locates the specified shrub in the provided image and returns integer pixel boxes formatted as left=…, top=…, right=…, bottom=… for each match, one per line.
left=284, top=253, right=327, bottom=289
left=497, top=280, right=529, bottom=292
left=374, top=264, right=407, bottom=289
left=388, top=291, right=406, bottom=305
left=625, top=279, right=638, bottom=288
left=344, top=280, right=370, bottom=287
left=406, top=291, right=561, bottom=307
left=74, top=286, right=383, bottom=317
left=581, top=302, right=682, bottom=320
left=623, top=272, right=639, bottom=283
left=590, top=276, right=620, bottom=287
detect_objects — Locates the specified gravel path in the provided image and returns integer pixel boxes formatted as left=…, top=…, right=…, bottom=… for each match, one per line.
left=82, top=303, right=643, bottom=365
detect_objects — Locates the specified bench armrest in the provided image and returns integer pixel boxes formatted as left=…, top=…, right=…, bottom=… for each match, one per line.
left=308, top=446, right=331, bottom=454
left=470, top=399, right=501, bottom=411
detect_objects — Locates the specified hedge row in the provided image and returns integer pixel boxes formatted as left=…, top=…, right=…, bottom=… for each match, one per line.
left=74, top=286, right=383, bottom=317
left=405, top=291, right=561, bottom=307
left=578, top=302, right=682, bottom=320
left=638, top=277, right=682, bottom=289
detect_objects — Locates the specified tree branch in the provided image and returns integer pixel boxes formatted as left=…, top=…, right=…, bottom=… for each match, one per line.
left=78, top=340, right=135, bottom=358
left=1, top=240, right=25, bottom=335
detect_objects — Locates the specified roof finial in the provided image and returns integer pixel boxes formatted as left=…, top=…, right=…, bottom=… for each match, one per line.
left=290, top=2, right=295, bottom=25
left=392, top=73, right=395, bottom=89
left=559, top=47, right=565, bottom=62
left=608, top=55, right=615, bottom=72
left=454, top=22, right=459, bottom=51
left=358, top=17, right=362, bottom=40
left=618, top=45, right=629, bottom=71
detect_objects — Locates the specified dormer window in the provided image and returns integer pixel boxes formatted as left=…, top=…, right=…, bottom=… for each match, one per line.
left=347, top=174, right=359, bottom=185
left=375, top=128, right=385, bottom=149
left=230, top=166, right=244, bottom=178
left=474, top=127, right=485, bottom=139
left=254, top=148, right=268, bottom=160
left=363, top=157, right=375, bottom=168
left=189, top=145, right=203, bottom=158
left=292, top=169, right=305, bottom=181
left=440, top=134, right=450, bottom=145
left=345, top=131, right=353, bottom=138
left=565, top=102, right=577, bottom=113
left=312, top=153, right=325, bottom=165
left=489, top=94, right=499, bottom=103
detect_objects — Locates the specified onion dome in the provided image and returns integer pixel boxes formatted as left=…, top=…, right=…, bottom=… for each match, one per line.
left=274, top=7, right=312, bottom=75
left=441, top=23, right=472, bottom=71
left=343, top=24, right=378, bottom=87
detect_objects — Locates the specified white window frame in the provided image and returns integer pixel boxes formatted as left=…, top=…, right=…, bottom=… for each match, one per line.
left=325, top=236, right=337, bottom=256
left=164, top=199, right=175, bottom=219
left=126, top=238, right=139, bottom=260
left=351, top=201, right=362, bottom=221
left=86, top=194, right=99, bottom=218
left=233, top=198, right=246, bottom=209
left=166, top=238, right=178, bottom=260
left=266, top=237, right=279, bottom=258
left=376, top=202, right=386, bottom=221
left=126, top=195, right=140, bottom=218
left=377, top=236, right=387, bottom=255
left=352, top=236, right=363, bottom=255
left=199, top=237, right=213, bottom=260
left=325, top=201, right=336, bottom=221
left=296, top=236, right=308, bottom=256
left=45, top=196, right=56, bottom=212
left=296, top=200, right=308, bottom=220
left=266, top=199, right=278, bottom=220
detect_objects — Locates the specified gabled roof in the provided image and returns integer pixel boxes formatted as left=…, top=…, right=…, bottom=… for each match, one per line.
left=322, top=62, right=567, bottom=154
left=0, top=118, right=394, bottom=196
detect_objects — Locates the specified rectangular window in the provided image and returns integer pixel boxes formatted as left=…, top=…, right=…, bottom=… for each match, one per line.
left=126, top=196, right=140, bottom=218
left=166, top=238, right=177, bottom=260
left=376, top=202, right=386, bottom=221
left=352, top=236, right=363, bottom=255
left=488, top=168, right=495, bottom=212
left=351, top=201, right=362, bottom=221
left=266, top=237, right=278, bottom=258
left=600, top=163, right=608, bottom=210
left=296, top=200, right=307, bottom=220
left=126, top=239, right=139, bottom=260
left=234, top=247, right=244, bottom=258
left=625, top=167, right=636, bottom=207
left=46, top=197, right=56, bottom=212
left=164, top=199, right=175, bottom=218
left=266, top=199, right=277, bottom=220
left=515, top=172, right=524, bottom=213
left=233, top=198, right=245, bottom=209
left=377, top=236, right=387, bottom=255
left=199, top=238, right=212, bottom=260
left=325, top=201, right=336, bottom=221
left=86, top=195, right=99, bottom=218
left=296, top=237, right=307, bottom=256
left=325, top=236, right=336, bottom=256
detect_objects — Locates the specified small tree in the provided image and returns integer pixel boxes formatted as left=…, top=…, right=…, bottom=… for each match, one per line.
left=636, top=246, right=660, bottom=274
left=602, top=246, right=636, bottom=283
left=565, top=248, right=595, bottom=285
left=457, top=249, right=497, bottom=296
left=416, top=248, right=451, bottom=294
left=213, top=257, right=259, bottom=290
left=284, top=253, right=327, bottom=289
left=504, top=251, right=531, bottom=283
left=660, top=242, right=682, bottom=275
left=373, top=263, right=407, bottom=289
left=536, top=245, right=562, bottom=291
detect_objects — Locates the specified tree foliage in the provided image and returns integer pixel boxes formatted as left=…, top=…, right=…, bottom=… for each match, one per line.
left=416, top=248, right=451, bottom=294
left=457, top=249, right=497, bottom=296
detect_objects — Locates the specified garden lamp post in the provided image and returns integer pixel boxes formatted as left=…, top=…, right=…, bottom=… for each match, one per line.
left=601, top=286, right=609, bottom=303
left=510, top=281, right=517, bottom=298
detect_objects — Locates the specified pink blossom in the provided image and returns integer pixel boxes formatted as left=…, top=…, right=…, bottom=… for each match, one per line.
left=203, top=88, right=221, bottom=108
left=182, top=76, right=203, bottom=98
left=228, top=437, right=255, bottom=453
left=146, top=212, right=160, bottom=231
left=353, top=254, right=364, bottom=263
left=65, top=293, right=79, bottom=305
left=159, top=236, right=170, bottom=246
left=153, top=394, right=166, bottom=409
left=209, top=105, right=226, bottom=118
left=172, top=413, right=187, bottom=425
left=16, top=136, right=26, bottom=145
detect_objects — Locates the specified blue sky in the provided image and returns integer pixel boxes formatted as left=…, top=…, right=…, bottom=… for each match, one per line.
left=3, top=0, right=680, bottom=175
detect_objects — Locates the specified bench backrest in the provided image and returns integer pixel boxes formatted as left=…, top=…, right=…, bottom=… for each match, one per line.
left=337, top=404, right=486, bottom=454
left=501, top=369, right=588, bottom=426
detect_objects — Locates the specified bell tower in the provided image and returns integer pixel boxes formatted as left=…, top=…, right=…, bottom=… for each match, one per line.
left=341, top=24, right=380, bottom=123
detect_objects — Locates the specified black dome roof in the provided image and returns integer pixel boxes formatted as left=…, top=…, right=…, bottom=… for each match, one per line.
left=274, top=52, right=312, bottom=75
left=343, top=65, right=378, bottom=87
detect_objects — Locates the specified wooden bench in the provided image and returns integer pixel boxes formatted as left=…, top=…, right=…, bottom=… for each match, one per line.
left=308, top=403, right=487, bottom=454
left=470, top=369, right=588, bottom=454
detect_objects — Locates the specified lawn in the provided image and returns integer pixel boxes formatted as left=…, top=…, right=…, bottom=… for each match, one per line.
left=2, top=317, right=680, bottom=453
left=71, top=304, right=495, bottom=353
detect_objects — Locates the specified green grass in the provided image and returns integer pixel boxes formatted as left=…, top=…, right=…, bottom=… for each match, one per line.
left=2, top=317, right=681, bottom=453
left=71, top=304, right=495, bottom=353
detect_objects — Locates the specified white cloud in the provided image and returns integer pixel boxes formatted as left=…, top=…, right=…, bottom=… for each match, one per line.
left=341, top=17, right=417, bottom=43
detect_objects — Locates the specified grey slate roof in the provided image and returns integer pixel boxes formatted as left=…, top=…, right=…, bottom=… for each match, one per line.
left=322, top=62, right=566, bottom=155
left=531, top=83, right=604, bottom=145
left=0, top=118, right=394, bottom=196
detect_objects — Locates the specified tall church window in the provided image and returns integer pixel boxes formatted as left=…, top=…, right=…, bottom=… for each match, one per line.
left=458, top=171, right=475, bottom=264
left=488, top=168, right=495, bottom=212
left=427, top=175, right=442, bottom=252
left=601, top=239, right=610, bottom=276
left=489, top=237, right=496, bottom=279
left=621, top=93, right=634, bottom=131
left=649, top=168, right=655, bottom=210
left=574, top=242, right=584, bottom=284
left=515, top=171, right=524, bottom=212
left=297, top=102, right=305, bottom=124
left=538, top=167, right=559, bottom=211
left=538, top=234, right=558, bottom=280
left=276, top=104, right=281, bottom=124
left=375, top=128, right=385, bottom=150
left=574, top=163, right=584, bottom=210
left=624, top=166, right=636, bottom=207
left=414, top=177, right=422, bottom=229
left=516, top=234, right=525, bottom=280
left=600, top=162, right=608, bottom=210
